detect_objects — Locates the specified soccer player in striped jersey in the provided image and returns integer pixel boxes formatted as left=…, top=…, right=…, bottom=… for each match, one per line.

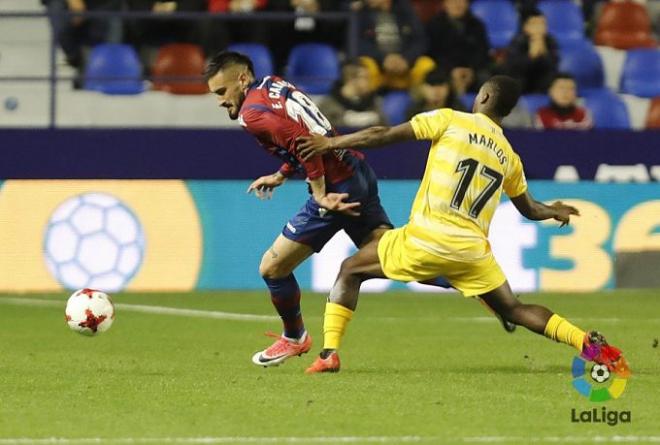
left=296, top=75, right=630, bottom=376
left=205, top=51, right=395, bottom=367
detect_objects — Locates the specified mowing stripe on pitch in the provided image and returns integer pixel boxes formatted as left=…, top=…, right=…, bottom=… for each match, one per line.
left=0, top=297, right=278, bottom=322
left=2, top=437, right=660, bottom=444
left=0, top=297, right=648, bottom=324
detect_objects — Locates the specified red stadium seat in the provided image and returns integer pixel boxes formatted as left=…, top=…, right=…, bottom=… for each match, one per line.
left=152, top=43, right=208, bottom=95
left=594, top=1, right=656, bottom=50
left=646, top=97, right=660, bottom=129
left=411, top=0, right=443, bottom=24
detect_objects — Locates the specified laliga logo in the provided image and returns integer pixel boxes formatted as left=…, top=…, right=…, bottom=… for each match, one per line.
left=571, top=355, right=629, bottom=402
left=570, top=354, right=631, bottom=426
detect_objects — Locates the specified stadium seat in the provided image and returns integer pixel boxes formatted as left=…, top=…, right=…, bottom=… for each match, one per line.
left=558, top=42, right=604, bottom=92
left=152, top=44, right=207, bottom=95
left=227, top=43, right=274, bottom=79
left=84, top=44, right=144, bottom=95
left=471, top=0, right=518, bottom=49
left=594, top=1, right=656, bottom=50
left=521, top=94, right=549, bottom=116
left=285, top=43, right=339, bottom=95
left=411, top=0, right=443, bottom=24
left=460, top=92, right=478, bottom=110
left=538, top=0, right=587, bottom=48
left=645, top=97, right=660, bottom=129
left=382, top=91, right=412, bottom=125
left=620, top=49, right=660, bottom=98
left=582, top=89, right=630, bottom=129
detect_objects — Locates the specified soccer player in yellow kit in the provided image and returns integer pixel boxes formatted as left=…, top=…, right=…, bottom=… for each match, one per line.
left=295, top=76, right=630, bottom=375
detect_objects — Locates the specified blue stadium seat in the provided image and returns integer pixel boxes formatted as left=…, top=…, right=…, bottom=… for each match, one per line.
left=620, top=49, right=660, bottom=98
left=460, top=92, right=478, bottom=110
left=471, top=0, right=518, bottom=49
left=227, top=43, right=274, bottom=79
left=285, top=43, right=339, bottom=95
left=382, top=91, right=412, bottom=125
left=559, top=42, right=604, bottom=92
left=521, top=94, right=549, bottom=116
left=83, top=44, right=144, bottom=95
left=538, top=0, right=587, bottom=48
left=582, top=89, right=630, bottom=129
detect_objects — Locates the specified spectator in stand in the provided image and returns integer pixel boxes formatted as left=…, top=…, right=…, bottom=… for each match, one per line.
left=125, top=0, right=206, bottom=51
left=504, top=8, right=559, bottom=94
left=208, top=0, right=267, bottom=11
left=406, top=67, right=466, bottom=120
left=318, top=59, right=387, bottom=127
left=42, top=0, right=123, bottom=69
left=535, top=73, right=593, bottom=130
left=355, top=0, right=435, bottom=91
left=425, top=0, right=491, bottom=95
left=266, top=0, right=341, bottom=73
left=204, top=0, right=269, bottom=54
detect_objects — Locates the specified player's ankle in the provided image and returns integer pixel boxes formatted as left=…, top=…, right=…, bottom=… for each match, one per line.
left=320, top=348, right=336, bottom=359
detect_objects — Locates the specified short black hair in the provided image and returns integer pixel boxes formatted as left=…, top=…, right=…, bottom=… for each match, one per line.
left=521, top=7, right=544, bottom=24
left=483, top=75, right=522, bottom=117
left=423, top=67, right=449, bottom=86
left=203, top=51, right=255, bottom=81
left=551, top=72, right=576, bottom=84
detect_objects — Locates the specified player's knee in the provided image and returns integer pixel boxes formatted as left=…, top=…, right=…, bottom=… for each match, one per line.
left=259, top=256, right=290, bottom=279
left=338, top=256, right=362, bottom=280
left=501, top=301, right=523, bottom=321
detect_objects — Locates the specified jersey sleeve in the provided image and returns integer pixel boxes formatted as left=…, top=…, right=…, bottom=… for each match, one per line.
left=409, top=108, right=453, bottom=141
left=278, top=162, right=296, bottom=178
left=503, top=152, right=528, bottom=198
left=242, top=107, right=325, bottom=179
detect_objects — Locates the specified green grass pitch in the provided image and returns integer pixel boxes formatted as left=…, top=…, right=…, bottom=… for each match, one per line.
left=1, top=290, right=659, bottom=445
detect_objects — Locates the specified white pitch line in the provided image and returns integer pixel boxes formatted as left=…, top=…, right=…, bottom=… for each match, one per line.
left=0, top=297, right=654, bottom=324
left=2, top=437, right=660, bottom=445
left=0, top=297, right=278, bottom=322
left=0, top=437, right=428, bottom=445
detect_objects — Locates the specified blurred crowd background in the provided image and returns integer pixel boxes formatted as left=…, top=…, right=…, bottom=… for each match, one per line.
left=4, top=0, right=659, bottom=129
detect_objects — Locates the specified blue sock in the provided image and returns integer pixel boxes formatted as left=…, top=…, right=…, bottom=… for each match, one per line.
left=263, top=274, right=305, bottom=339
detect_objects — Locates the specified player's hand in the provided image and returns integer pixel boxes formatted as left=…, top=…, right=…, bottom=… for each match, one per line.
left=295, top=134, right=334, bottom=161
left=247, top=173, right=286, bottom=200
left=551, top=201, right=580, bottom=227
left=317, top=193, right=361, bottom=217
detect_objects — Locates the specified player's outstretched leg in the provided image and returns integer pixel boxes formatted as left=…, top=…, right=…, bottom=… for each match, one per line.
left=419, top=277, right=516, bottom=333
left=478, top=296, right=517, bottom=333
left=480, top=282, right=630, bottom=375
left=306, top=238, right=386, bottom=374
left=252, top=235, right=314, bottom=367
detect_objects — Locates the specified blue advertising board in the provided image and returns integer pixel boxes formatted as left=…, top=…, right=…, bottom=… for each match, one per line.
left=1, top=180, right=657, bottom=293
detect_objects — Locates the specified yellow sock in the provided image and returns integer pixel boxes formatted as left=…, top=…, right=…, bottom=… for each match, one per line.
left=544, top=314, right=585, bottom=351
left=323, top=302, right=354, bottom=350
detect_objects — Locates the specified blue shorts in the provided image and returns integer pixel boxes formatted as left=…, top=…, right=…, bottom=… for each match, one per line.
left=282, top=159, right=393, bottom=252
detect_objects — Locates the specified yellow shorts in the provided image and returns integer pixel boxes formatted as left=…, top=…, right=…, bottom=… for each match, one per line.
left=377, top=227, right=507, bottom=297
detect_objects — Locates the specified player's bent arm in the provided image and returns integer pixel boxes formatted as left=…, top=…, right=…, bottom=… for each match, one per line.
left=328, top=123, right=417, bottom=150
left=308, top=175, right=361, bottom=217
left=510, top=191, right=580, bottom=227
left=510, top=191, right=553, bottom=220
left=295, top=123, right=417, bottom=160
left=308, top=175, right=327, bottom=203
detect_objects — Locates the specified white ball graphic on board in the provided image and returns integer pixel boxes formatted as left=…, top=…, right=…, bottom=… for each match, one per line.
left=43, top=193, right=146, bottom=292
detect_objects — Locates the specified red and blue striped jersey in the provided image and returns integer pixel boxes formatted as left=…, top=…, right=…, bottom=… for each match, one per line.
left=238, top=76, right=364, bottom=184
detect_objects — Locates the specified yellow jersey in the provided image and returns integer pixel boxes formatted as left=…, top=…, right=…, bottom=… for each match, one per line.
left=406, top=108, right=528, bottom=261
